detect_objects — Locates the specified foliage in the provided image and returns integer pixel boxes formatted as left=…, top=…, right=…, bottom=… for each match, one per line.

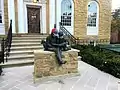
left=111, top=19, right=120, bottom=32
left=112, top=8, right=120, bottom=20
left=72, top=44, right=120, bottom=78
left=111, top=8, right=120, bottom=32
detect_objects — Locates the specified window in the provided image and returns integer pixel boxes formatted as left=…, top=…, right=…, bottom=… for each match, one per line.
left=87, top=1, right=98, bottom=27
left=0, top=0, right=2, bottom=23
left=61, top=0, right=72, bottom=26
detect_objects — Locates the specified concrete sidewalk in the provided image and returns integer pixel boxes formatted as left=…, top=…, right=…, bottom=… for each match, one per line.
left=0, top=61, right=120, bottom=90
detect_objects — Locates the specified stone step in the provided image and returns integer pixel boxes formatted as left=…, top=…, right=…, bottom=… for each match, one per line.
left=6, top=54, right=34, bottom=60
left=12, top=39, right=42, bottom=43
left=10, top=46, right=43, bottom=51
left=0, top=59, right=34, bottom=68
left=11, top=43, right=41, bottom=47
left=10, top=48, right=43, bottom=52
left=12, top=34, right=48, bottom=37
left=9, top=50, right=34, bottom=55
left=12, top=37, right=46, bottom=40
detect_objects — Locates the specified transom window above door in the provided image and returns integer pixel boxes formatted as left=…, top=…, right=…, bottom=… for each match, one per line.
left=61, top=0, right=72, bottom=26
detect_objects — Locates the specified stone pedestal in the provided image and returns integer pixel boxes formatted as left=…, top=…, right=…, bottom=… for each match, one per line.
left=34, top=49, right=79, bottom=78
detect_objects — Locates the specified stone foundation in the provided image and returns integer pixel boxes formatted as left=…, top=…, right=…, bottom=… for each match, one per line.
left=34, top=49, right=79, bottom=78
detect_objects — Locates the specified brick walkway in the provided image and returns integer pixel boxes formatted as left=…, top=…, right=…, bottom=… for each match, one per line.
left=0, top=61, right=120, bottom=90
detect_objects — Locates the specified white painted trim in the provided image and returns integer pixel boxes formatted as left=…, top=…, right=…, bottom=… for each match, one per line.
left=18, top=0, right=24, bottom=33
left=50, top=0, right=74, bottom=34
left=49, top=0, right=55, bottom=33
left=87, top=1, right=99, bottom=35
left=57, top=0, right=74, bottom=34
left=24, top=2, right=46, bottom=34
left=1, top=0, right=4, bottom=24
left=0, top=0, right=5, bottom=35
left=8, top=0, right=16, bottom=33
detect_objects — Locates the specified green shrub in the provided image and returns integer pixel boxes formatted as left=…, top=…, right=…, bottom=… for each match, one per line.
left=72, top=44, right=120, bottom=78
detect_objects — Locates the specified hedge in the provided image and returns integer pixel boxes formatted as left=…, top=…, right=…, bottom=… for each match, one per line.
left=72, top=44, right=120, bottom=78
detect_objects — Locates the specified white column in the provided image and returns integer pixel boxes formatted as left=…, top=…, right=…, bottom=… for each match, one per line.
left=0, top=0, right=5, bottom=35
left=41, top=4, right=46, bottom=33
left=8, top=0, right=15, bottom=33
left=56, top=0, right=61, bottom=30
left=24, top=2, right=28, bottom=33
left=18, top=0, right=25, bottom=33
left=49, top=0, right=55, bottom=33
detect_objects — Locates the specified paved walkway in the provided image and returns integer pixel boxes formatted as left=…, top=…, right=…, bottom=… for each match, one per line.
left=0, top=61, right=120, bottom=90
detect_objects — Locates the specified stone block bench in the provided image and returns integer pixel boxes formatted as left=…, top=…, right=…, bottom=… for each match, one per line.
left=33, top=49, right=79, bottom=81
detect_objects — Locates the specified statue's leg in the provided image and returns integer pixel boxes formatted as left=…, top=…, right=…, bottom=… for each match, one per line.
left=43, top=42, right=49, bottom=51
left=55, top=47, right=62, bottom=65
left=55, top=48, right=66, bottom=65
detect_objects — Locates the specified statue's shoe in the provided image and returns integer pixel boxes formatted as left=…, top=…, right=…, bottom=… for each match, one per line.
left=60, top=61, right=67, bottom=64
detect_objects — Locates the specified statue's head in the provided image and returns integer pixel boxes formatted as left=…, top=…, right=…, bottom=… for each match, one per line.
left=52, top=30, right=59, bottom=37
left=59, top=31, right=64, bottom=38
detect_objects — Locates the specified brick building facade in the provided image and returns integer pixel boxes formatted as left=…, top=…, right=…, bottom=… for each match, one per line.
left=1, top=0, right=112, bottom=42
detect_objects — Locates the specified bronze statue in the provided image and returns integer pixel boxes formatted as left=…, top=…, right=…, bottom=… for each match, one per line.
left=42, top=30, right=71, bottom=65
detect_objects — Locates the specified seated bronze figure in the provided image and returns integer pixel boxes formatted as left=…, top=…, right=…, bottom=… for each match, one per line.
left=42, top=30, right=71, bottom=65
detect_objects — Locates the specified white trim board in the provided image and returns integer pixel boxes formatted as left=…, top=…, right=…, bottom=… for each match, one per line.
left=8, top=0, right=16, bottom=34
left=0, top=0, right=5, bottom=35
left=87, top=1, right=99, bottom=35
left=23, top=2, right=46, bottom=34
left=49, top=0, right=74, bottom=35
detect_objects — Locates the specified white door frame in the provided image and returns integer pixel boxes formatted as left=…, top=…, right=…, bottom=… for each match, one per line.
left=24, top=2, right=46, bottom=34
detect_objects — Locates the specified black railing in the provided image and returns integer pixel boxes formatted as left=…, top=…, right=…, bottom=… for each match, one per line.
left=59, top=23, right=78, bottom=45
left=0, top=20, right=12, bottom=63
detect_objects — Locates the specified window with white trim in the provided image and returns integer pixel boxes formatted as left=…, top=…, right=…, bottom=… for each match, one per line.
left=87, top=1, right=97, bottom=27
left=61, top=0, right=72, bottom=26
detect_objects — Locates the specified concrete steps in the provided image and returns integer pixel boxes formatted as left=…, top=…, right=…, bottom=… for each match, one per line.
left=5, top=34, right=46, bottom=64
left=12, top=40, right=42, bottom=43
left=12, top=37, right=46, bottom=40
left=10, top=50, right=34, bottom=55
left=6, top=54, right=34, bottom=60
left=1, top=59, right=34, bottom=68
left=11, top=46, right=43, bottom=51
left=11, top=43, right=41, bottom=47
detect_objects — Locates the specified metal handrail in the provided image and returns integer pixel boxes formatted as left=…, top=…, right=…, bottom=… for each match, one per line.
left=0, top=20, right=12, bottom=63
left=59, top=23, right=78, bottom=45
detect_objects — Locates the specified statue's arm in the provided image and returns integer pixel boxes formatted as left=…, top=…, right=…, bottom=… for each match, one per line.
left=46, top=36, right=52, bottom=46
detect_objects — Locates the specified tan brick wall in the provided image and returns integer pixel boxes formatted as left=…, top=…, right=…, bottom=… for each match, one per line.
left=74, top=0, right=112, bottom=42
left=98, top=0, right=112, bottom=40
left=4, top=0, right=9, bottom=34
